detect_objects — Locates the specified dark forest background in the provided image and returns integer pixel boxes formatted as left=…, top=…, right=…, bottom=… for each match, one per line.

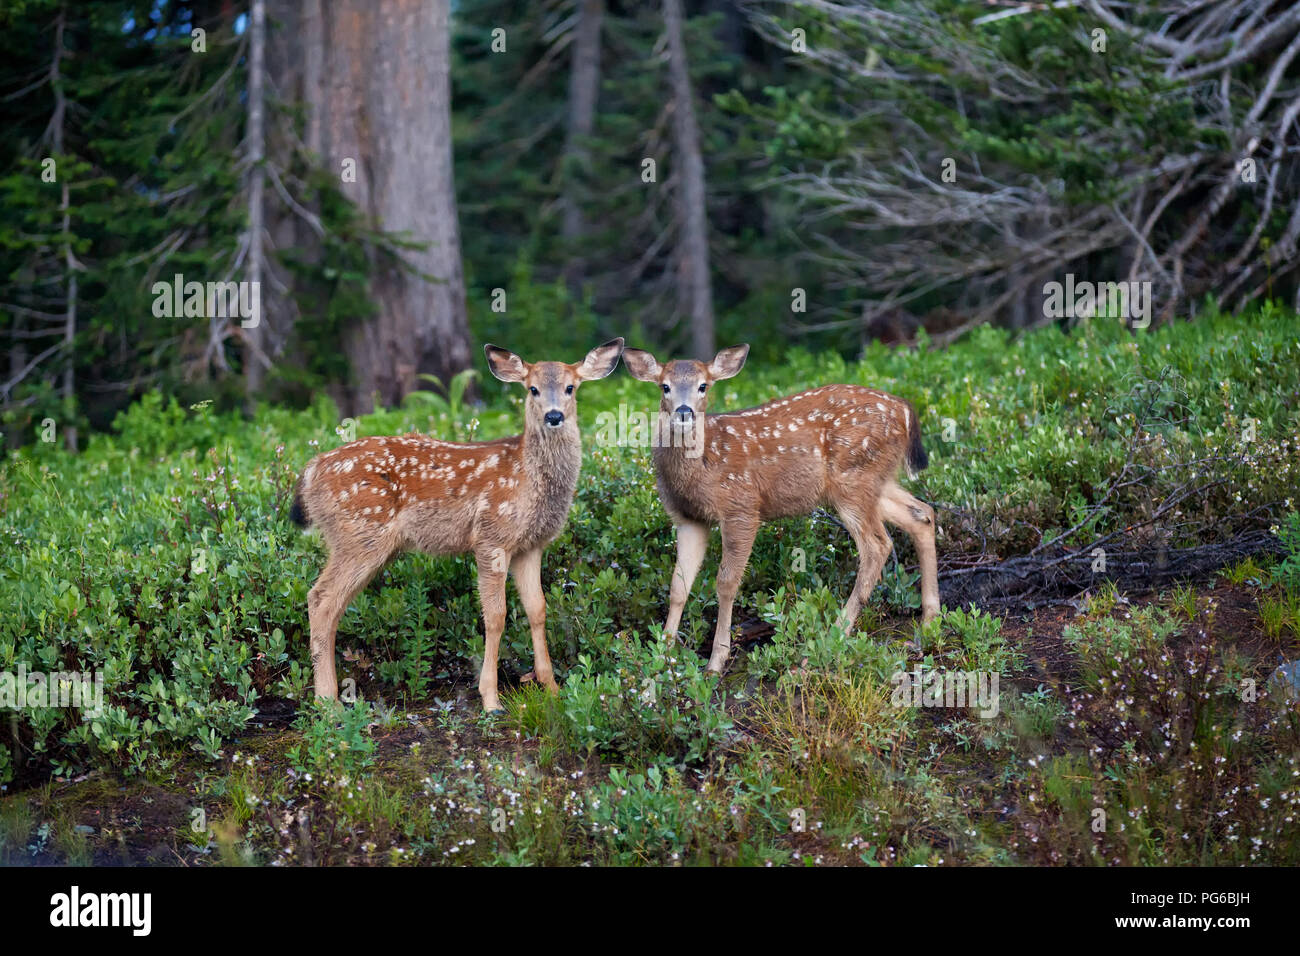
left=2, top=0, right=1298, bottom=446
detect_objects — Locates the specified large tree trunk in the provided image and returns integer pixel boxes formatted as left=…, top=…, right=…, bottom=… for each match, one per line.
left=271, top=0, right=472, bottom=416
left=663, top=0, right=715, bottom=359
left=259, top=0, right=312, bottom=383
left=243, top=0, right=268, bottom=399
left=561, top=0, right=604, bottom=298
left=51, top=8, right=78, bottom=451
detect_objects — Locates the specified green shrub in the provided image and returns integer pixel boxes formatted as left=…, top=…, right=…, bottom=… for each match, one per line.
left=1271, top=512, right=1300, bottom=596
left=287, top=699, right=378, bottom=781
left=559, top=633, right=732, bottom=765
left=1, top=304, right=1296, bottom=785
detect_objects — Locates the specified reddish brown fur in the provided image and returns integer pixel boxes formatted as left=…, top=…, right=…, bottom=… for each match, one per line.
left=653, top=383, right=920, bottom=524
left=623, top=345, right=940, bottom=673
left=295, top=338, right=623, bottom=711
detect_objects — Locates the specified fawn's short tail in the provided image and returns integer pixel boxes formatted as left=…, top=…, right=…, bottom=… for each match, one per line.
left=289, top=474, right=311, bottom=528
left=906, top=403, right=928, bottom=477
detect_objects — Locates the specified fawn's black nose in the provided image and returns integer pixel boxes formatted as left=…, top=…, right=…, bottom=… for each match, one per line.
left=544, top=410, right=565, bottom=427
left=674, top=405, right=694, bottom=422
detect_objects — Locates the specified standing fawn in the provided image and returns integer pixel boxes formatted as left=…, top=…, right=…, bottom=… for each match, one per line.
left=622, top=345, right=940, bottom=673
left=291, top=338, right=624, bottom=712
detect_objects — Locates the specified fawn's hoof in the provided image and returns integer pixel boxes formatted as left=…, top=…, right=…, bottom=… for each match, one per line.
left=484, top=707, right=506, bottom=716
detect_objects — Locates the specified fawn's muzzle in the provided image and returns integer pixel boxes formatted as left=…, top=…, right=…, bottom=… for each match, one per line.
left=673, top=405, right=695, bottom=423
left=544, top=410, right=565, bottom=427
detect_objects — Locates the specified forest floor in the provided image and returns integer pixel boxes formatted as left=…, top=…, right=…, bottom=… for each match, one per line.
left=3, top=572, right=1296, bottom=867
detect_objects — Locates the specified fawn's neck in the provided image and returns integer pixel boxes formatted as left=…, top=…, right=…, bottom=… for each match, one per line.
left=651, top=412, right=717, bottom=520
left=652, top=409, right=709, bottom=465
left=520, top=419, right=583, bottom=505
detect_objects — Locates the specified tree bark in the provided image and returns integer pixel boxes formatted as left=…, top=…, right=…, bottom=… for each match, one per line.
left=51, top=7, right=77, bottom=451
left=270, top=0, right=472, bottom=416
left=244, top=0, right=268, bottom=399
left=259, top=0, right=310, bottom=376
left=663, top=0, right=715, bottom=359
left=561, top=0, right=604, bottom=299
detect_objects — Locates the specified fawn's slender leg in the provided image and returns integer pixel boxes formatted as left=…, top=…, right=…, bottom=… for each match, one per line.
left=511, top=547, right=557, bottom=692
left=835, top=513, right=866, bottom=631
left=707, top=518, right=758, bottom=674
left=880, top=481, right=940, bottom=623
left=835, top=507, right=892, bottom=633
left=308, top=548, right=392, bottom=700
left=476, top=547, right=510, bottom=713
left=664, top=520, right=709, bottom=641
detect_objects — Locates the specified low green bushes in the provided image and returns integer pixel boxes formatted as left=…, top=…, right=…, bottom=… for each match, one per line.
left=1, top=304, right=1297, bottom=786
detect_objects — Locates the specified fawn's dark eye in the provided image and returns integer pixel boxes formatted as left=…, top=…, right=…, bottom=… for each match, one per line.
left=529, top=386, right=539, bottom=397
left=698, top=383, right=707, bottom=393
left=565, top=384, right=574, bottom=395
left=662, top=384, right=671, bottom=394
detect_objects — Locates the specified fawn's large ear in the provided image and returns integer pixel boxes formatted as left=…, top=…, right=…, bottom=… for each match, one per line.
left=577, top=337, right=625, bottom=381
left=621, top=347, right=663, bottom=382
left=484, top=344, right=528, bottom=383
left=708, top=344, right=749, bottom=381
